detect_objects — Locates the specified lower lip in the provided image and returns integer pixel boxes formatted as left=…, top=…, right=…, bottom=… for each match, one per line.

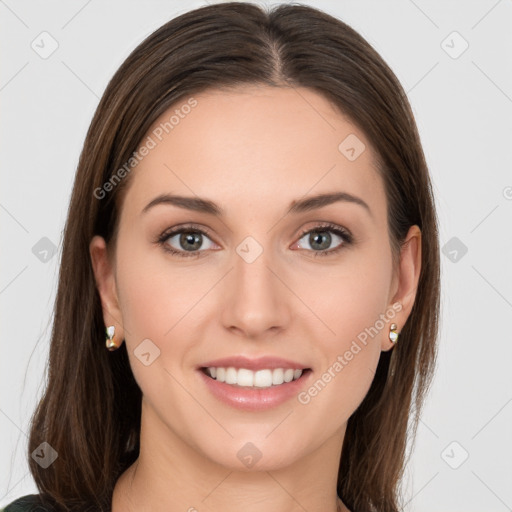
left=198, top=369, right=312, bottom=411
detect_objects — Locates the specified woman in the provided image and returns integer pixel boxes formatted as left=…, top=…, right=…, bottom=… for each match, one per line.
left=3, top=2, right=440, bottom=511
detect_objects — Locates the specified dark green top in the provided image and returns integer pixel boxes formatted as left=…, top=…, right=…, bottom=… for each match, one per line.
left=1, top=495, right=56, bottom=512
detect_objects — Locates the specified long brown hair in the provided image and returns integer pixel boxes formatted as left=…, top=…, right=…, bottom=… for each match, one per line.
left=26, top=2, right=440, bottom=511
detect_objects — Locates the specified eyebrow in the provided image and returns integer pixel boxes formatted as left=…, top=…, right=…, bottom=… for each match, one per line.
left=141, top=191, right=372, bottom=218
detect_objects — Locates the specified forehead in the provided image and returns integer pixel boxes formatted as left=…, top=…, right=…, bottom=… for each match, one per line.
left=121, top=85, right=385, bottom=223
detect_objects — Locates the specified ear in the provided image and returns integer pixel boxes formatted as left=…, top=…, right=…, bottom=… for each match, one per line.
left=382, top=225, right=422, bottom=352
left=89, top=235, right=125, bottom=347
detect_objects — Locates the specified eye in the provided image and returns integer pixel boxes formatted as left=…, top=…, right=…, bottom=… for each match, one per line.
left=293, top=223, right=353, bottom=258
left=157, top=224, right=217, bottom=258
left=156, top=222, right=353, bottom=259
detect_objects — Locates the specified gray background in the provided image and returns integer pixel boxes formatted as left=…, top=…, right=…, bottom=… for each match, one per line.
left=1, top=0, right=511, bottom=510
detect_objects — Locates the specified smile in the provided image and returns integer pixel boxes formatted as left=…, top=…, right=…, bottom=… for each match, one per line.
left=198, top=366, right=312, bottom=411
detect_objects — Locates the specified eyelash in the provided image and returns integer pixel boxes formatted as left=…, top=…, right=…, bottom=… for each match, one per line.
left=156, top=222, right=353, bottom=259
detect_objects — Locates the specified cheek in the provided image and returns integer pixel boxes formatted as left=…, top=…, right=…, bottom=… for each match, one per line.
left=295, top=273, right=387, bottom=430
left=300, top=250, right=392, bottom=347
left=114, top=236, right=207, bottom=404
left=297, top=251, right=391, bottom=404
left=115, top=229, right=205, bottom=338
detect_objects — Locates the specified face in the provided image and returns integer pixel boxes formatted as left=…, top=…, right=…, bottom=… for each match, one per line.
left=91, top=85, right=420, bottom=472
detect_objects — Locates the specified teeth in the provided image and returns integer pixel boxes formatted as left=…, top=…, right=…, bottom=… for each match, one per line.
left=205, top=367, right=304, bottom=388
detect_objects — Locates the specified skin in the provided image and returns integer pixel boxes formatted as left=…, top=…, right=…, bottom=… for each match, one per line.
left=90, top=85, right=421, bottom=512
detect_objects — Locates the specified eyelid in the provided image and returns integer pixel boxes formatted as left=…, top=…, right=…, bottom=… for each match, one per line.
left=295, top=222, right=352, bottom=241
left=157, top=222, right=215, bottom=241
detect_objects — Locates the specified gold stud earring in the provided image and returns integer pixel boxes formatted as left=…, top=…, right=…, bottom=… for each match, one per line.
left=389, top=323, right=399, bottom=344
left=105, top=325, right=120, bottom=351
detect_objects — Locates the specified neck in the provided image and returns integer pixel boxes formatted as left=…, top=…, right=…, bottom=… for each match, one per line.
left=112, top=400, right=349, bottom=512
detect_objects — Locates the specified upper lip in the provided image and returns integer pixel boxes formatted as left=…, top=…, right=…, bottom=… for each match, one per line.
left=199, top=355, right=310, bottom=371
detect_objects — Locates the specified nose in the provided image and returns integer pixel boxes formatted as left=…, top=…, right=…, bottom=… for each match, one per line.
left=221, top=245, right=291, bottom=339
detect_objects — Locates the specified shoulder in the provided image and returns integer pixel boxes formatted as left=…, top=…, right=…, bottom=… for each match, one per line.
left=1, top=494, right=56, bottom=512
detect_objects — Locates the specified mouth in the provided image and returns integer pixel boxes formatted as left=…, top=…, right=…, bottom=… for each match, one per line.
left=200, top=366, right=313, bottom=389
left=196, top=355, right=313, bottom=410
